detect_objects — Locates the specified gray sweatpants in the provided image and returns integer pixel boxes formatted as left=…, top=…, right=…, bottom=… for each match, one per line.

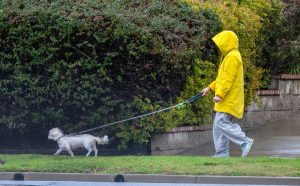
left=213, top=112, right=250, bottom=154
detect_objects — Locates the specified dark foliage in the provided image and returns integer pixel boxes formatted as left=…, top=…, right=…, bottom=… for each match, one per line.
left=0, top=0, right=221, bottom=148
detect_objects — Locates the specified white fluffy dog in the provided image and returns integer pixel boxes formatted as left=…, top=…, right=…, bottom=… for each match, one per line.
left=48, top=128, right=109, bottom=157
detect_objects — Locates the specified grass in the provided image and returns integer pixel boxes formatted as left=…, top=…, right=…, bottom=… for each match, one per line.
left=0, top=154, right=300, bottom=177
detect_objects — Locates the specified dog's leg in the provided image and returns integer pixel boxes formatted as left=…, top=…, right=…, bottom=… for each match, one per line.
left=65, top=146, right=74, bottom=157
left=86, top=147, right=93, bottom=157
left=92, top=145, right=98, bottom=157
left=53, top=148, right=63, bottom=156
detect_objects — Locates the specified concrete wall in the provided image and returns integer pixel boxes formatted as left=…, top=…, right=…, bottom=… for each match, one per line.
left=151, top=75, right=300, bottom=155
left=244, top=77, right=300, bottom=128
left=151, top=127, right=212, bottom=155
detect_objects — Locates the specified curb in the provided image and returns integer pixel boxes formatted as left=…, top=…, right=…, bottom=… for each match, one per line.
left=0, top=172, right=300, bottom=185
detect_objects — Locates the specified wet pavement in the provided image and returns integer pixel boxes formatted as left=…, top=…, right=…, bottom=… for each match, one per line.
left=2, top=173, right=300, bottom=185
left=0, top=181, right=295, bottom=186
left=179, top=118, right=300, bottom=157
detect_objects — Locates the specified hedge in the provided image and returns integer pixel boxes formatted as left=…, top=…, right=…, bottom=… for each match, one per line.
left=0, top=0, right=221, bottom=148
left=0, top=0, right=291, bottom=149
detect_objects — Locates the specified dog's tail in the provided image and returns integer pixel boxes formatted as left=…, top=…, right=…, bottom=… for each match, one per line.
left=95, top=135, right=109, bottom=145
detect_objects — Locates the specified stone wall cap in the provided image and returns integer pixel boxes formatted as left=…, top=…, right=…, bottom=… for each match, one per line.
left=257, top=90, right=280, bottom=96
left=273, top=74, right=300, bottom=80
left=166, top=125, right=212, bottom=133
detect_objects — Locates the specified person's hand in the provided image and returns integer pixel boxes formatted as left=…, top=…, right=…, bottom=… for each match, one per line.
left=213, top=96, right=221, bottom=102
left=201, top=87, right=210, bottom=96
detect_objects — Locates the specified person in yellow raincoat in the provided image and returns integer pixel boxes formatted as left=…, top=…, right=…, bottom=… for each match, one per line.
left=201, top=30, right=253, bottom=157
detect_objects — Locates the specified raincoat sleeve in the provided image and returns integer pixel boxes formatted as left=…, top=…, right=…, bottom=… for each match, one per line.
left=215, top=55, right=240, bottom=98
left=209, top=80, right=216, bottom=92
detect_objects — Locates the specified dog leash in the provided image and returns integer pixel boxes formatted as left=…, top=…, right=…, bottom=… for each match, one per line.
left=70, top=92, right=203, bottom=135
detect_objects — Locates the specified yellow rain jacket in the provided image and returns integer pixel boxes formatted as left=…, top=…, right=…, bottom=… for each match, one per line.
left=209, top=31, right=244, bottom=119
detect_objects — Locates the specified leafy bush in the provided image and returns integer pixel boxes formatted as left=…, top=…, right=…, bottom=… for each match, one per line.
left=245, top=0, right=283, bottom=86
left=182, top=0, right=267, bottom=105
left=267, top=0, right=300, bottom=74
left=0, top=0, right=292, bottom=149
left=118, top=60, right=216, bottom=148
left=0, top=0, right=221, bottom=148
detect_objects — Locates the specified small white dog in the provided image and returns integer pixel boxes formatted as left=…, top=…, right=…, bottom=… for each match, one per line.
left=48, top=128, right=109, bottom=157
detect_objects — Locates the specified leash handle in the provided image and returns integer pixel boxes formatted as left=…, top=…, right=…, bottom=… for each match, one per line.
left=186, top=92, right=203, bottom=103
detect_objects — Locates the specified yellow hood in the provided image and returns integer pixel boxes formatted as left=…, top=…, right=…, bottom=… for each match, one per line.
left=209, top=30, right=244, bottom=119
left=212, top=30, right=239, bottom=55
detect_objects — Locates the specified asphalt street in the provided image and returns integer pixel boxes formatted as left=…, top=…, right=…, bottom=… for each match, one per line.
left=0, top=181, right=294, bottom=186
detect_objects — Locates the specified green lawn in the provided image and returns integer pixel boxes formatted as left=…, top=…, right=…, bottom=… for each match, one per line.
left=0, top=154, right=300, bottom=177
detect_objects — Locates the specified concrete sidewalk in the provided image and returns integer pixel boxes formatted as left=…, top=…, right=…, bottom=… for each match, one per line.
left=0, top=172, right=300, bottom=185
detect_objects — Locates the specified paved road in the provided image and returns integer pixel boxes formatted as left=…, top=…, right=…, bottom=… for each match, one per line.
left=0, top=181, right=293, bottom=186
left=1, top=173, right=299, bottom=185
left=179, top=118, right=300, bottom=157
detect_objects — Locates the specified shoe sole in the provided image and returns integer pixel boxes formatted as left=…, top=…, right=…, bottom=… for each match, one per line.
left=242, top=139, right=254, bottom=157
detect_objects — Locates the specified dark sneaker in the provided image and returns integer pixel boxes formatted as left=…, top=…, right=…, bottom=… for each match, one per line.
left=241, top=139, right=254, bottom=157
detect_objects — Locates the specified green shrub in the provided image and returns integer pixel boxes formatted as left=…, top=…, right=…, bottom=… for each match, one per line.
left=267, top=0, right=300, bottom=74
left=182, top=0, right=266, bottom=106
left=1, top=0, right=290, bottom=149
left=118, top=60, right=216, bottom=148
left=0, top=0, right=221, bottom=148
left=246, top=0, right=283, bottom=86
left=175, top=60, right=216, bottom=125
